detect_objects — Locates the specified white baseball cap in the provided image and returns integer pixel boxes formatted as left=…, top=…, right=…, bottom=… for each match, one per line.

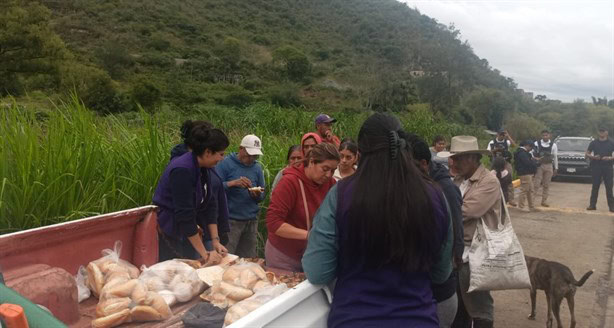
left=240, top=134, right=263, bottom=156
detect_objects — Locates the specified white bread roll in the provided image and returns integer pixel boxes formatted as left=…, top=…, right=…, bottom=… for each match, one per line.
left=91, top=308, right=130, bottom=328
left=87, top=262, right=105, bottom=297
left=130, top=305, right=163, bottom=321
left=95, top=297, right=131, bottom=318
left=219, top=281, right=253, bottom=301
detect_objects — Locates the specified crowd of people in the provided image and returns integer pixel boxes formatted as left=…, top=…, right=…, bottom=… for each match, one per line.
left=151, top=112, right=614, bottom=327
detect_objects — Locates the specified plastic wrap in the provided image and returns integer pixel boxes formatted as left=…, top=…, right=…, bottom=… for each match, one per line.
left=223, top=284, right=289, bottom=326
left=139, top=260, right=205, bottom=307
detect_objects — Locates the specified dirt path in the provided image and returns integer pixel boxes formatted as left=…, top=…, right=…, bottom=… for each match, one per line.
left=492, top=180, right=614, bottom=328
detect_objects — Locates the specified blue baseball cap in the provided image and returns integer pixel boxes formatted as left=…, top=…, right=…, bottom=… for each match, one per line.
left=315, top=114, right=337, bottom=125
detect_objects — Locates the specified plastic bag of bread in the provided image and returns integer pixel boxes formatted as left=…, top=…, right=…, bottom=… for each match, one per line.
left=222, top=261, right=267, bottom=290
left=94, top=279, right=173, bottom=328
left=86, top=240, right=140, bottom=297
left=224, top=284, right=289, bottom=326
left=75, top=265, right=91, bottom=303
left=139, top=259, right=205, bottom=306
left=201, top=279, right=254, bottom=309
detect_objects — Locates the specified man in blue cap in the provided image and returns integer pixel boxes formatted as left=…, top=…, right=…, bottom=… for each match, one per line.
left=314, top=113, right=341, bottom=147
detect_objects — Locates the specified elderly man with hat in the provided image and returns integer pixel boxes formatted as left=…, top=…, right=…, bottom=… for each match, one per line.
left=585, top=127, right=614, bottom=212
left=215, top=134, right=266, bottom=258
left=314, top=113, right=341, bottom=147
left=438, top=136, right=499, bottom=328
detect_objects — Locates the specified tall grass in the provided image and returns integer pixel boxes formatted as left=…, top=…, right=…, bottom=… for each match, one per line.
left=1, top=98, right=481, bottom=255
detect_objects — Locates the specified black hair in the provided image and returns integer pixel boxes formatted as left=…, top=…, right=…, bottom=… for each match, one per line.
left=180, top=120, right=213, bottom=143
left=541, top=129, right=550, bottom=134
left=347, top=113, right=438, bottom=272
left=286, top=145, right=301, bottom=162
left=186, top=125, right=229, bottom=156
left=339, top=138, right=358, bottom=156
left=493, top=156, right=506, bottom=180
left=404, top=133, right=432, bottom=164
left=432, top=135, right=445, bottom=146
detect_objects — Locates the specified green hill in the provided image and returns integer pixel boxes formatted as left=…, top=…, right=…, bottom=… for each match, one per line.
left=6, top=0, right=512, bottom=112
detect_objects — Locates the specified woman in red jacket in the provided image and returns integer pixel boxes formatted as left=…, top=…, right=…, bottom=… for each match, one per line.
left=265, top=143, right=340, bottom=272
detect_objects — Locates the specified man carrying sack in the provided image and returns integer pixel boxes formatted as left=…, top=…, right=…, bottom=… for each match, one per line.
left=438, top=136, right=500, bottom=328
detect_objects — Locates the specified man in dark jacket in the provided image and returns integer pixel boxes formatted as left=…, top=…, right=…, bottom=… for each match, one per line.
left=514, top=140, right=539, bottom=212
left=403, top=132, right=464, bottom=328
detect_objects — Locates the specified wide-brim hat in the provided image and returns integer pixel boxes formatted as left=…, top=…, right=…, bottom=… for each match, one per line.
left=437, top=135, right=491, bottom=158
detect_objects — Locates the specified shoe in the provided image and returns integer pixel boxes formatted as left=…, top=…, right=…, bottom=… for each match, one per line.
left=541, top=203, right=550, bottom=207
left=508, top=201, right=517, bottom=207
left=473, top=318, right=494, bottom=328
left=587, top=206, right=596, bottom=211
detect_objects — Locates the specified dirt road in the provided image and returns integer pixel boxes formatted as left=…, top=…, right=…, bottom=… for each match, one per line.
left=493, top=179, right=614, bottom=328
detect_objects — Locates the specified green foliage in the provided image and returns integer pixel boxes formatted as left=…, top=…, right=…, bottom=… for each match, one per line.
left=131, top=79, right=162, bottom=110
left=504, top=113, right=548, bottom=142
left=272, top=45, right=311, bottom=82
left=462, top=88, right=514, bottom=130
left=268, top=84, right=302, bottom=107
left=0, top=0, right=68, bottom=95
left=81, top=72, right=128, bottom=114
left=218, top=37, right=242, bottom=71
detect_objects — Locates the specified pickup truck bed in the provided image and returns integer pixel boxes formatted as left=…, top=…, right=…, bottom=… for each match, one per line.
left=0, top=206, right=331, bottom=327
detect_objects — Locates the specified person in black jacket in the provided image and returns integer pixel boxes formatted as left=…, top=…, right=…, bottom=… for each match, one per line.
left=403, top=132, right=464, bottom=328
left=514, top=140, right=539, bottom=212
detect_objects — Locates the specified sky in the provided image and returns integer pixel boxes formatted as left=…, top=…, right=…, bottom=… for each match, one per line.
left=401, top=0, right=614, bottom=102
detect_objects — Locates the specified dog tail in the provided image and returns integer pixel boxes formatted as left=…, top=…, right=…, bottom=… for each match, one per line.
left=574, top=270, right=594, bottom=287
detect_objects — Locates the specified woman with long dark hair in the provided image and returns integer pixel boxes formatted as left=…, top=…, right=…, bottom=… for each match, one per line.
left=302, top=113, right=453, bottom=327
left=333, top=139, right=358, bottom=181
left=153, top=124, right=230, bottom=263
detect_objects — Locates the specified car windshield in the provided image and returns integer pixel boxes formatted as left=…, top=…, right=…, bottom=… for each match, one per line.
left=556, top=139, right=591, bottom=152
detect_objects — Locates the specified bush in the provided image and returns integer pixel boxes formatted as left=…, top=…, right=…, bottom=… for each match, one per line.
left=81, top=72, right=129, bottom=114
left=272, top=45, right=312, bottom=82
left=131, top=79, right=162, bottom=110
left=505, top=112, right=548, bottom=142
left=268, top=85, right=302, bottom=107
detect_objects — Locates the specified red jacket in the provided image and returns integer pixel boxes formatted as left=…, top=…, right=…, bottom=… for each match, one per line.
left=266, top=164, right=336, bottom=261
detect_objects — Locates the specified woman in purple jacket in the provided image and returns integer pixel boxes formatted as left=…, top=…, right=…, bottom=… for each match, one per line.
left=303, top=113, right=453, bottom=327
left=153, top=125, right=229, bottom=263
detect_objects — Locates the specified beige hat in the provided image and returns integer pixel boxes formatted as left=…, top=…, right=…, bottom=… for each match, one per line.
left=437, top=136, right=491, bottom=158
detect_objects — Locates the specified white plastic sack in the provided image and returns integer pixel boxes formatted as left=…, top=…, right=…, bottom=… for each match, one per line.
left=75, top=265, right=91, bottom=303
left=467, top=189, right=531, bottom=292
left=224, top=283, right=289, bottom=326
left=139, top=259, right=205, bottom=306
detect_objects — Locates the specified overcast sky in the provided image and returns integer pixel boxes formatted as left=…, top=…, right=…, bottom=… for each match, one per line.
left=401, top=0, right=614, bottom=102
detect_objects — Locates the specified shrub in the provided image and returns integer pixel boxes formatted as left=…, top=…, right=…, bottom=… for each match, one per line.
left=81, top=72, right=129, bottom=114
left=131, top=79, right=162, bottom=111
left=268, top=85, right=302, bottom=107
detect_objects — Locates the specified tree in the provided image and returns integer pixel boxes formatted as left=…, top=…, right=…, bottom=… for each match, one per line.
left=131, top=79, right=161, bottom=110
left=272, top=45, right=311, bottom=82
left=463, top=88, right=514, bottom=130
left=0, top=0, right=67, bottom=95
left=219, top=37, right=241, bottom=71
left=535, top=94, right=547, bottom=102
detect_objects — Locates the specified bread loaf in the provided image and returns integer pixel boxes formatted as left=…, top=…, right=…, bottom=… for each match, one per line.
left=91, top=308, right=130, bottom=328
left=95, top=297, right=131, bottom=318
left=222, top=266, right=242, bottom=285
left=239, top=268, right=260, bottom=290
left=87, top=262, right=105, bottom=297
left=130, top=305, right=163, bottom=321
left=107, top=279, right=139, bottom=298
left=219, top=281, right=253, bottom=301
left=143, top=291, right=172, bottom=319
left=131, top=281, right=148, bottom=304
left=252, top=280, right=272, bottom=291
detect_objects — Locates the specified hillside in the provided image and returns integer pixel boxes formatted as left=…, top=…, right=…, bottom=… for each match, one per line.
left=10, top=0, right=511, bottom=112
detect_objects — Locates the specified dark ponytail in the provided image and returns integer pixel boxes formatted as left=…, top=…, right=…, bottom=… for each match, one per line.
left=347, top=113, right=438, bottom=272
left=187, top=125, right=229, bottom=156
left=180, top=120, right=213, bottom=144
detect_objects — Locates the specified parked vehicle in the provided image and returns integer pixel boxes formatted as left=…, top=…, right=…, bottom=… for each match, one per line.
left=0, top=206, right=330, bottom=327
left=555, top=136, right=593, bottom=178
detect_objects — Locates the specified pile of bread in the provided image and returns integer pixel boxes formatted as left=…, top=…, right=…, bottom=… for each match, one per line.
left=199, top=261, right=289, bottom=325
left=85, top=242, right=205, bottom=328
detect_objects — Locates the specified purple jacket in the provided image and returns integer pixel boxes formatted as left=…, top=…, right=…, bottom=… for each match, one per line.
left=329, top=178, right=448, bottom=327
left=153, top=152, right=217, bottom=238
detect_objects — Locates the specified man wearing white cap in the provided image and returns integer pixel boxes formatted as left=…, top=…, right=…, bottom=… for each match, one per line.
left=438, top=136, right=500, bottom=328
left=215, top=134, right=265, bottom=258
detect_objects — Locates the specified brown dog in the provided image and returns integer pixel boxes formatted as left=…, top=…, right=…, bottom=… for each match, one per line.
left=525, top=256, right=593, bottom=328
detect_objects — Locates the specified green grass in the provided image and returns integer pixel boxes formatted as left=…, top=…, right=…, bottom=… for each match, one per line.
left=0, top=97, right=482, bottom=254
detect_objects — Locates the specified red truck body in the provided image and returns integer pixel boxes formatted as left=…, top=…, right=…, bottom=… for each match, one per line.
left=0, top=206, right=202, bottom=327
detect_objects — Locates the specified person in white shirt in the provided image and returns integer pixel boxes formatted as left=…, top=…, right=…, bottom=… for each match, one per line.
left=532, top=130, right=558, bottom=207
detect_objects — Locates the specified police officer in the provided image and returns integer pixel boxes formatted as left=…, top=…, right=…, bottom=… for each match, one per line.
left=533, top=130, right=558, bottom=207
left=487, top=129, right=517, bottom=206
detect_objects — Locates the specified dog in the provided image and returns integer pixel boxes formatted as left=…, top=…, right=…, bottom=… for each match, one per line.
left=525, top=255, right=594, bottom=328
